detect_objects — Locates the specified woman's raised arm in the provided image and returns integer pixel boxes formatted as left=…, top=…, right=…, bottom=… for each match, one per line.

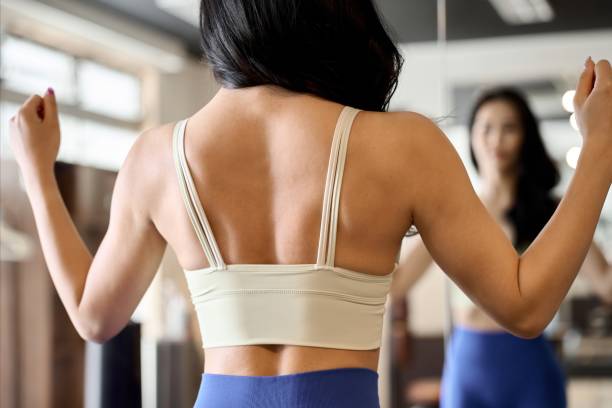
left=9, top=92, right=167, bottom=342
left=399, top=58, right=611, bottom=338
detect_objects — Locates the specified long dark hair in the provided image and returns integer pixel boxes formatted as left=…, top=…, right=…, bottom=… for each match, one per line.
left=199, top=0, right=403, bottom=112
left=468, top=88, right=560, bottom=250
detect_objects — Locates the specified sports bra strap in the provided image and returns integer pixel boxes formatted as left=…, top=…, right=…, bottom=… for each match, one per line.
left=172, top=119, right=226, bottom=269
left=173, top=106, right=360, bottom=270
left=316, top=106, right=361, bottom=267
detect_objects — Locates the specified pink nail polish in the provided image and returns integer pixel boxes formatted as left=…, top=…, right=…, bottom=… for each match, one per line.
left=47, top=87, right=54, bottom=95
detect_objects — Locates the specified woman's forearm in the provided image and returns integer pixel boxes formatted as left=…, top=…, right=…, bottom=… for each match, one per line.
left=390, top=237, right=433, bottom=300
left=23, top=169, right=93, bottom=336
left=581, top=244, right=612, bottom=303
left=518, top=143, right=610, bottom=334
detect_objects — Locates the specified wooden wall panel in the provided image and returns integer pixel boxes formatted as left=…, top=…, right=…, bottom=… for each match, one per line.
left=0, top=160, right=117, bottom=408
left=0, top=159, right=53, bottom=408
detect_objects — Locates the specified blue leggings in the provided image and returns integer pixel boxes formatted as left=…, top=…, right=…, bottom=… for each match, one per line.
left=193, top=367, right=380, bottom=407
left=441, top=327, right=566, bottom=408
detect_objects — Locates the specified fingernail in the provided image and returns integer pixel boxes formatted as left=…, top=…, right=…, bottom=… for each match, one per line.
left=47, top=87, right=54, bottom=95
left=584, top=56, right=592, bottom=67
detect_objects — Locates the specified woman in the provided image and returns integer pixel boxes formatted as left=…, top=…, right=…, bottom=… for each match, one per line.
left=390, top=88, right=612, bottom=407
left=7, top=0, right=612, bottom=406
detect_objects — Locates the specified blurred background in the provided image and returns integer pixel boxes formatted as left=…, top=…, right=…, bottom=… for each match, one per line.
left=0, top=1, right=610, bottom=407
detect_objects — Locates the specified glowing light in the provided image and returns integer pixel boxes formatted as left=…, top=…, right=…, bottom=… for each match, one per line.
left=562, top=90, right=575, bottom=113
left=566, top=146, right=581, bottom=169
left=569, top=113, right=579, bottom=131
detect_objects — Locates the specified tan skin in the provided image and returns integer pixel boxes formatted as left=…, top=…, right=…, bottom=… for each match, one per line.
left=8, top=58, right=612, bottom=376
left=390, top=99, right=612, bottom=332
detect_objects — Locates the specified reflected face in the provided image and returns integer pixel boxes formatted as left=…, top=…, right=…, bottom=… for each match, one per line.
left=471, top=100, right=524, bottom=175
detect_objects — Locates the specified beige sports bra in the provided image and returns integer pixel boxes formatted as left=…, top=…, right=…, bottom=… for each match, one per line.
left=172, top=106, right=397, bottom=350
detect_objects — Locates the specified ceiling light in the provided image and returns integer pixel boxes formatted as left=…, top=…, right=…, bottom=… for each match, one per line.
left=488, top=0, right=555, bottom=25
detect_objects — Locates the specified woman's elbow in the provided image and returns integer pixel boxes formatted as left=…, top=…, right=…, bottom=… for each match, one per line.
left=75, top=322, right=111, bottom=343
left=74, top=314, right=118, bottom=343
left=499, top=304, right=548, bottom=339
left=508, top=319, right=545, bottom=339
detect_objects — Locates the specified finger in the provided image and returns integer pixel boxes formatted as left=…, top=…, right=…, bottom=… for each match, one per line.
left=574, top=57, right=595, bottom=110
left=42, top=87, right=59, bottom=124
left=594, top=59, right=612, bottom=89
left=18, top=94, right=44, bottom=122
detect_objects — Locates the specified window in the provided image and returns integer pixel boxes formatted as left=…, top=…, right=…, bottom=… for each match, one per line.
left=1, top=36, right=77, bottom=104
left=78, top=61, right=141, bottom=122
left=0, top=35, right=141, bottom=171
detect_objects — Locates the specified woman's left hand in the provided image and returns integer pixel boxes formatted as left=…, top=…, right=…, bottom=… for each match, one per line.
left=9, top=88, right=61, bottom=181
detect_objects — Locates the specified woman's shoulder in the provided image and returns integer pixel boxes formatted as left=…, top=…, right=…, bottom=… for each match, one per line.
left=364, top=109, right=440, bottom=132
left=352, top=109, right=455, bottom=206
left=366, top=110, right=453, bottom=171
left=114, top=122, right=179, bottom=199
left=126, top=121, right=180, bottom=165
left=359, top=109, right=446, bottom=152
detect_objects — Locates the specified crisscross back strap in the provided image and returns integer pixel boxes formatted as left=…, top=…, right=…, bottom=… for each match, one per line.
left=172, top=119, right=226, bottom=270
left=316, top=106, right=361, bottom=267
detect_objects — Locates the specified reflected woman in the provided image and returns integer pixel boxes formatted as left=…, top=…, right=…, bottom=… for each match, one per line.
left=391, top=87, right=612, bottom=408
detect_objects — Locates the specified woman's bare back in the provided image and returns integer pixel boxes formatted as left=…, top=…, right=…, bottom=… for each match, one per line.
left=147, top=86, right=414, bottom=374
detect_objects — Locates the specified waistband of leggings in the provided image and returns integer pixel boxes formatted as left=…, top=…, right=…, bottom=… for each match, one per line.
left=453, top=325, right=544, bottom=341
left=201, top=367, right=379, bottom=379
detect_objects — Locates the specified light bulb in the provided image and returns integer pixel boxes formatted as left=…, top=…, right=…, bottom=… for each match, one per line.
left=569, top=113, right=579, bottom=131
left=566, top=146, right=581, bottom=169
left=562, top=90, right=575, bottom=113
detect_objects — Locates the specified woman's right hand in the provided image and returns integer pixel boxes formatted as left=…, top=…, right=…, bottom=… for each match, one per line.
left=574, top=58, right=612, bottom=180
